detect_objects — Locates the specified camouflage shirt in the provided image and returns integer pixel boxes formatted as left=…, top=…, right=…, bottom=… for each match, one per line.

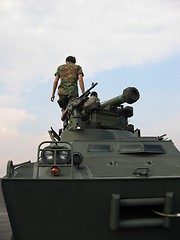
left=55, top=63, right=84, bottom=96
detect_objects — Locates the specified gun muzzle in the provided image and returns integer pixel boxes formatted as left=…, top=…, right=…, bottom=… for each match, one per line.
left=101, top=87, right=140, bottom=108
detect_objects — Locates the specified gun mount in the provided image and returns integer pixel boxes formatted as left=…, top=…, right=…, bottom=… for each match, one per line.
left=62, top=84, right=140, bottom=132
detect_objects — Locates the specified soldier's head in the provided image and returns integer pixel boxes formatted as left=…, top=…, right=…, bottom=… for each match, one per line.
left=66, top=56, right=76, bottom=64
left=90, top=91, right=98, bottom=97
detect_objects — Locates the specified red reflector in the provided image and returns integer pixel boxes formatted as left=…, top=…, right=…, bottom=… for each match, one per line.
left=51, top=166, right=60, bottom=176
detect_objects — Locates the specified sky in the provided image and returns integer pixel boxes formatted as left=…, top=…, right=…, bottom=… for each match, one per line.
left=0, top=0, right=180, bottom=177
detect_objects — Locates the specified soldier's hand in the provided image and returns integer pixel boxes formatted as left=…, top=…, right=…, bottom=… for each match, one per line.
left=51, top=95, right=55, bottom=102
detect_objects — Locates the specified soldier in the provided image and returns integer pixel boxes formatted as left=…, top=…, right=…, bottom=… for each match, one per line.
left=83, top=91, right=100, bottom=114
left=50, top=56, right=85, bottom=109
left=84, top=91, right=100, bottom=107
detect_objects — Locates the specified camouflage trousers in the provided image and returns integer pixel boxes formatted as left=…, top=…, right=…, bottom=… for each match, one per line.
left=57, top=93, right=78, bottom=110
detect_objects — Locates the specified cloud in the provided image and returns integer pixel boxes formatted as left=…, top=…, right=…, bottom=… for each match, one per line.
left=0, top=106, right=37, bottom=177
left=0, top=107, right=36, bottom=135
left=0, top=0, right=180, bottom=93
left=0, top=94, right=22, bottom=107
left=0, top=0, right=180, bottom=176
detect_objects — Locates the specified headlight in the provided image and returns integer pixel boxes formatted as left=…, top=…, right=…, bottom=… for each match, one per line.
left=43, top=150, right=54, bottom=160
left=57, top=150, right=70, bottom=164
left=41, top=147, right=54, bottom=163
left=41, top=146, right=70, bottom=164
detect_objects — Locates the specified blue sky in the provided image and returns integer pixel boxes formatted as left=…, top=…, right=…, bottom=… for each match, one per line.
left=0, top=0, right=180, bottom=176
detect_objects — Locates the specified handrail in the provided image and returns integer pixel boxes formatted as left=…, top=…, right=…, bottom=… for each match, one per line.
left=35, top=141, right=74, bottom=179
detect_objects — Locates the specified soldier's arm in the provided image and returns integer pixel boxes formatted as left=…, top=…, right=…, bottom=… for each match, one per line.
left=78, top=74, right=85, bottom=94
left=51, top=75, right=60, bottom=102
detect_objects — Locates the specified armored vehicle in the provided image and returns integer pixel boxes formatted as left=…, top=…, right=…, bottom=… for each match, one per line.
left=1, top=83, right=180, bottom=240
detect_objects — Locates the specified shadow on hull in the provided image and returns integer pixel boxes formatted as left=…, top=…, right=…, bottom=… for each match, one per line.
left=2, top=178, right=180, bottom=240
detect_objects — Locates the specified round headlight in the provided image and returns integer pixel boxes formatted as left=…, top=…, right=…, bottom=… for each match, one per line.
left=57, top=150, right=70, bottom=164
left=44, top=150, right=54, bottom=160
left=41, top=147, right=54, bottom=163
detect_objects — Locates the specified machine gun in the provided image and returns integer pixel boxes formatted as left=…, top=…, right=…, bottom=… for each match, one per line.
left=61, top=82, right=98, bottom=128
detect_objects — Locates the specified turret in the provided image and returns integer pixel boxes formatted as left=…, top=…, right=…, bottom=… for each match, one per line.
left=59, top=84, right=140, bottom=133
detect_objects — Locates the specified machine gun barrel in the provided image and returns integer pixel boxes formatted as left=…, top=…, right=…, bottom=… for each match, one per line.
left=101, top=87, right=140, bottom=108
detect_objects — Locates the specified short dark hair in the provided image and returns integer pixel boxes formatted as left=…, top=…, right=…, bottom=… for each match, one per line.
left=66, top=56, right=76, bottom=64
left=90, top=91, right=98, bottom=97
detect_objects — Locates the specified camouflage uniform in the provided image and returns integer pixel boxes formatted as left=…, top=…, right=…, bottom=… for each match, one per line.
left=55, top=62, right=84, bottom=109
left=55, top=63, right=84, bottom=96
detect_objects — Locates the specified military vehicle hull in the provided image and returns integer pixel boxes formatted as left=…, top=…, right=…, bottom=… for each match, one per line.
left=2, top=176, right=180, bottom=240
